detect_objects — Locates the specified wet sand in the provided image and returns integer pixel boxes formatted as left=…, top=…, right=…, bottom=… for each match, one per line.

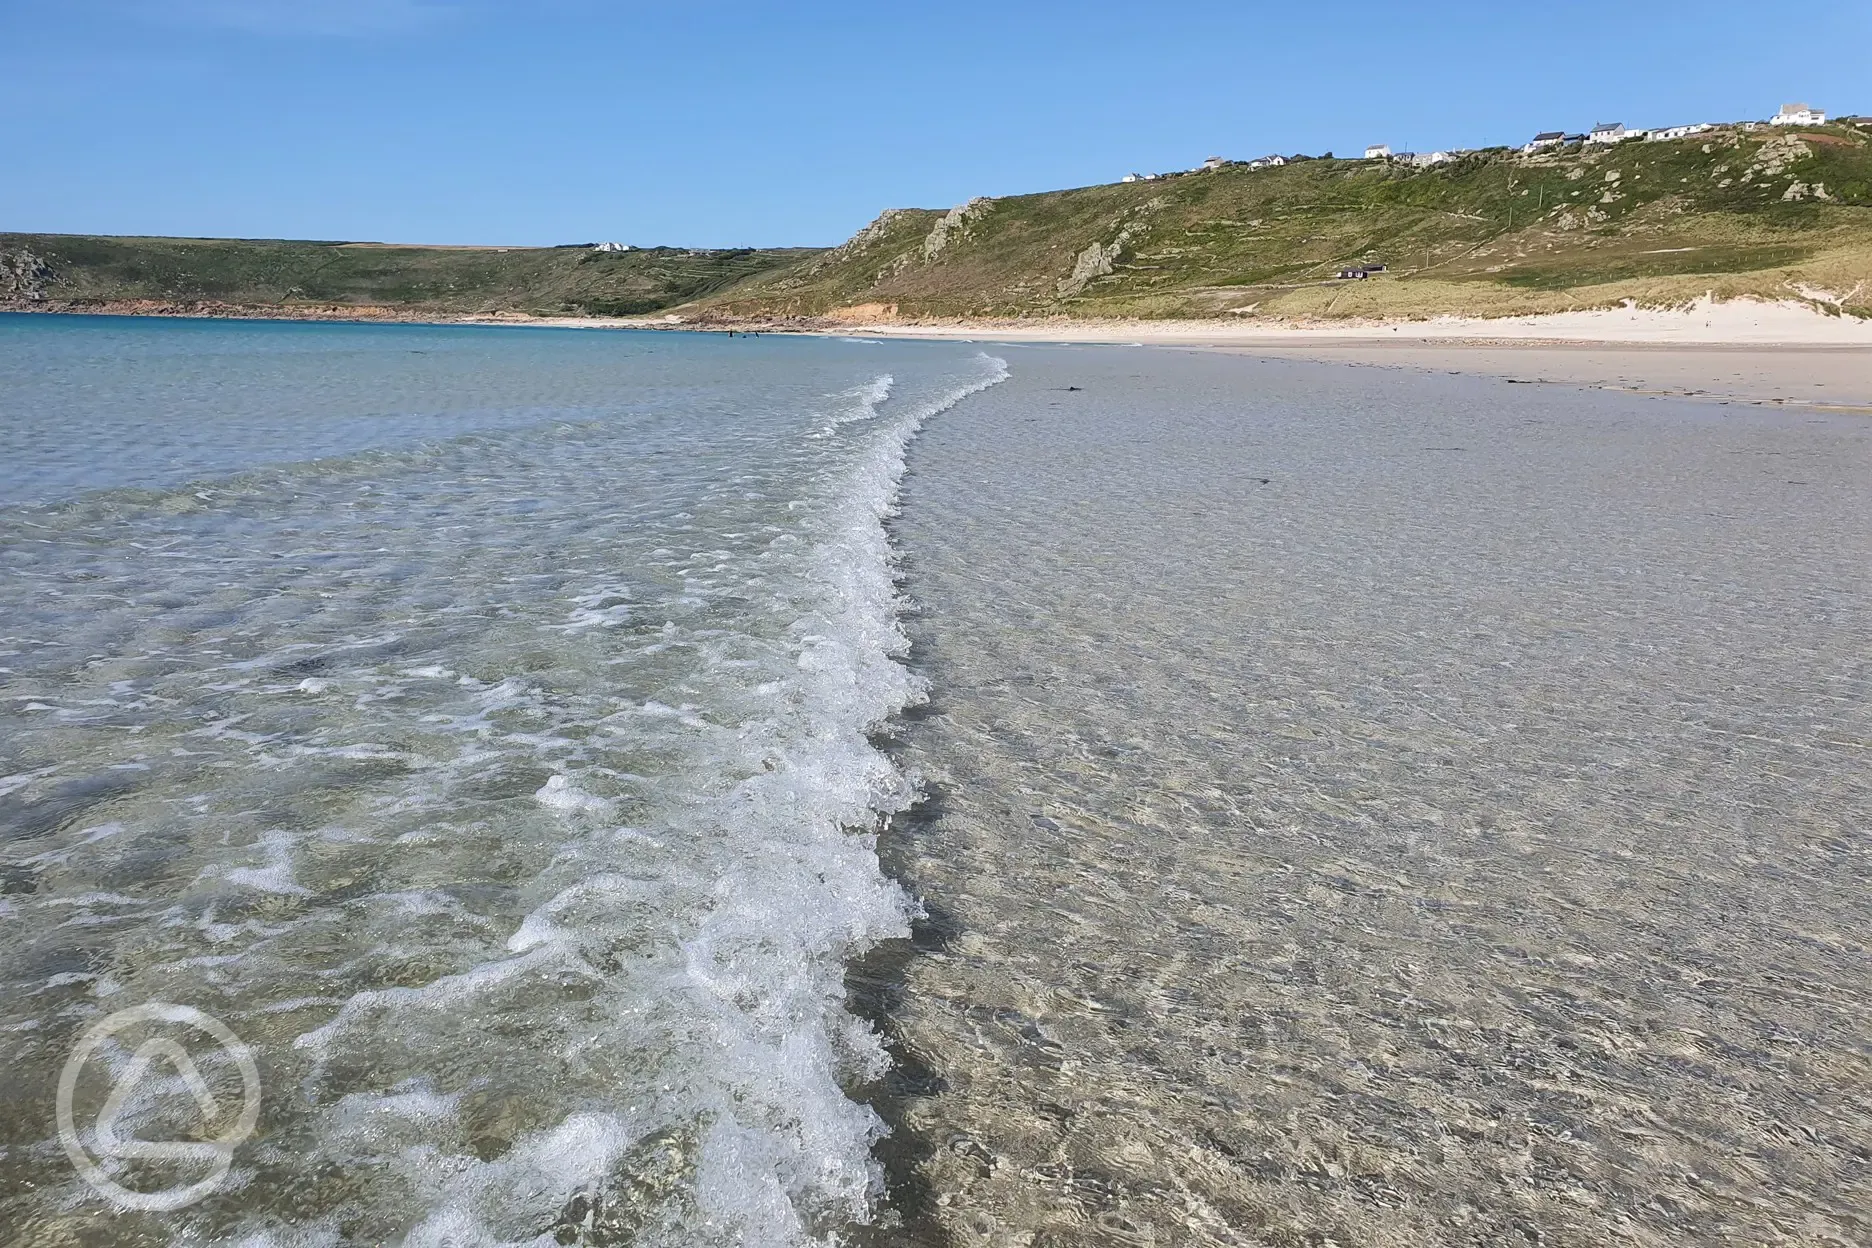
left=867, top=348, right=1872, bottom=1246
left=1198, top=343, right=1872, bottom=412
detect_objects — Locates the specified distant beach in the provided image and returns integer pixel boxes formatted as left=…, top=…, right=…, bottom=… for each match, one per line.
left=800, top=297, right=1872, bottom=410
left=12, top=293, right=1871, bottom=413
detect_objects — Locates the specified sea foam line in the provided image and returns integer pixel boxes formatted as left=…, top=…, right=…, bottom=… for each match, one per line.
left=276, top=354, right=1014, bottom=1248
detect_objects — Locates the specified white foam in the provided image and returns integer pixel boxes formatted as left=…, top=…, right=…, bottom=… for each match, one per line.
left=18, top=347, right=1015, bottom=1245
left=198, top=830, right=311, bottom=897
left=818, top=373, right=896, bottom=434
left=555, top=584, right=634, bottom=633
left=533, top=773, right=614, bottom=817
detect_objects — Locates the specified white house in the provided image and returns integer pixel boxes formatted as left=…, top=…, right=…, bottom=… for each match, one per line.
left=1199, top=156, right=1227, bottom=171
left=1247, top=154, right=1288, bottom=169
left=592, top=242, right=633, bottom=253
left=1408, top=150, right=1457, bottom=167
left=1522, top=131, right=1566, bottom=153
left=1587, top=122, right=1628, bottom=145
left=1122, top=173, right=1142, bottom=183
left=1771, top=103, right=1826, bottom=126
left=1649, top=122, right=1713, bottom=142
left=1364, top=144, right=1392, bottom=159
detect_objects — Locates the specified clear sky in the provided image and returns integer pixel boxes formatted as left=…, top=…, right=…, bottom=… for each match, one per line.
left=6, top=1, right=1866, bottom=248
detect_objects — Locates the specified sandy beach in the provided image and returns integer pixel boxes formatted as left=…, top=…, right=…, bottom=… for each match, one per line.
left=1193, top=343, right=1872, bottom=410
left=876, top=345, right=1872, bottom=1247
left=809, top=298, right=1872, bottom=411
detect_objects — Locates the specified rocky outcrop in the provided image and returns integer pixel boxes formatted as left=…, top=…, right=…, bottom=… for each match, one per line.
left=1058, top=239, right=1123, bottom=297
left=1740, top=134, right=1811, bottom=184
left=785, top=208, right=923, bottom=289
left=0, top=248, right=52, bottom=302
left=826, top=209, right=916, bottom=262
left=921, top=197, right=994, bottom=263
left=1782, top=180, right=1831, bottom=202
left=1056, top=199, right=1163, bottom=298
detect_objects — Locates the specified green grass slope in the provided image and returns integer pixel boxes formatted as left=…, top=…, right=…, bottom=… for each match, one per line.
left=0, top=234, right=819, bottom=318
left=695, top=123, right=1872, bottom=322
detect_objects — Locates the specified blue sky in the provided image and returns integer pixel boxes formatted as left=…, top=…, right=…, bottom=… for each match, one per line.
left=5, top=1, right=1866, bottom=248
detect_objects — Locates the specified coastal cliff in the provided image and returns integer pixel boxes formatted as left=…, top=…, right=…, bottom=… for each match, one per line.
left=691, top=123, right=1872, bottom=324
left=8, top=122, right=1870, bottom=328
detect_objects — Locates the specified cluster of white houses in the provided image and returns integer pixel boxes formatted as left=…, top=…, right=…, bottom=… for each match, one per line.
left=1128, top=102, right=1840, bottom=183
left=1122, top=152, right=1289, bottom=182
left=1515, top=104, right=1830, bottom=154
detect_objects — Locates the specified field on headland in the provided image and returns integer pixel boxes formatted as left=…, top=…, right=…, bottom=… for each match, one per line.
left=0, top=234, right=815, bottom=320
left=5, top=122, right=1870, bottom=329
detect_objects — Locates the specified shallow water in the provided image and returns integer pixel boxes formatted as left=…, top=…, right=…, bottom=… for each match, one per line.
left=0, top=315, right=1006, bottom=1246
left=6, top=320, right=1868, bottom=1247
left=878, top=346, right=1871, bottom=1246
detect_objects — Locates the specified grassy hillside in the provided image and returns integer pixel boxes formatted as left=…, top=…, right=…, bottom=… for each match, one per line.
left=0, top=234, right=819, bottom=318
left=7, top=124, right=1868, bottom=326
left=694, top=123, right=1872, bottom=322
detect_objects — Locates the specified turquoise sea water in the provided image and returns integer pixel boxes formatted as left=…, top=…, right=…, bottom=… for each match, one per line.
left=0, top=314, right=1006, bottom=1245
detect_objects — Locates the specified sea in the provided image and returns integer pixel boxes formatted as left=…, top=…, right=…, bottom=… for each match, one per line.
left=0, top=314, right=1006, bottom=1246
left=5, top=316, right=1869, bottom=1248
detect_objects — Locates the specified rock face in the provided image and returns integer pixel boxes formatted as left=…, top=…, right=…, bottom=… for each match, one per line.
left=921, top=197, right=995, bottom=263
left=792, top=208, right=919, bottom=286
left=0, top=249, right=52, bottom=301
left=1058, top=240, right=1122, bottom=297
left=1055, top=200, right=1164, bottom=298
left=1746, top=134, right=1812, bottom=182
left=838, top=208, right=915, bottom=256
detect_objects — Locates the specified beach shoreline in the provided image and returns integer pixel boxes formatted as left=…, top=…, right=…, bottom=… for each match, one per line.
left=11, top=296, right=1870, bottom=409
left=828, top=306, right=1872, bottom=411
left=13, top=293, right=1872, bottom=345
left=798, top=298, right=1872, bottom=409
left=873, top=343, right=1872, bottom=1247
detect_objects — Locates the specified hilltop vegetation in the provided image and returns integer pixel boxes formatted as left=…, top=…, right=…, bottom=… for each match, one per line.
left=692, top=123, right=1872, bottom=323
left=0, top=234, right=816, bottom=318
left=6, top=124, right=1869, bottom=326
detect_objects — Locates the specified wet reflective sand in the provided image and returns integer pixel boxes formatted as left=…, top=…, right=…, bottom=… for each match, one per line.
left=868, top=347, right=1870, bottom=1246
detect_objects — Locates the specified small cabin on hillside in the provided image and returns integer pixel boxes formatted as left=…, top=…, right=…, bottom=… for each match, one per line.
left=1247, top=154, right=1288, bottom=169
left=1523, top=131, right=1566, bottom=153
left=1199, top=156, right=1228, bottom=171
left=1587, top=122, right=1628, bottom=145
left=1771, top=103, right=1826, bottom=126
left=1364, top=144, right=1392, bottom=160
